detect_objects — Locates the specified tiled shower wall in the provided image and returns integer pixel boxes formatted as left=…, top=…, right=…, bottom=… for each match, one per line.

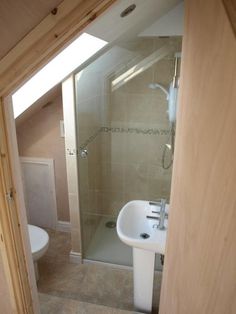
left=75, top=46, right=140, bottom=252
left=100, top=58, right=174, bottom=216
left=75, top=38, right=181, bottom=253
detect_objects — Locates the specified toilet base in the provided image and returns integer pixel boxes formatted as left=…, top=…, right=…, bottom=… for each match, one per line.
left=34, top=261, right=39, bottom=281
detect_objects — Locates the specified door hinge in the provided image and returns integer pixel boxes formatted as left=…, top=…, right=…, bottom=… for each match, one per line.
left=6, top=188, right=14, bottom=201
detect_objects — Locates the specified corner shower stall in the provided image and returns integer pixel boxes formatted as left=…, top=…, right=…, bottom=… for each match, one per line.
left=74, top=36, right=181, bottom=268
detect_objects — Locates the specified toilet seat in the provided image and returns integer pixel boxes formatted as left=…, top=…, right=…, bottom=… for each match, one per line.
left=28, top=224, right=49, bottom=261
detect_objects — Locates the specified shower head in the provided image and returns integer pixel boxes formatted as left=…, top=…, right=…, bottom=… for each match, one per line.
left=148, top=83, right=169, bottom=99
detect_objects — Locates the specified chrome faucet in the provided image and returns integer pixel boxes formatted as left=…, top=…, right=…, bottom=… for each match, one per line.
left=146, top=199, right=166, bottom=230
left=158, top=199, right=166, bottom=230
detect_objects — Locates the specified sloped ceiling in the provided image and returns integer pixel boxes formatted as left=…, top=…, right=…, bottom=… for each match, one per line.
left=0, top=0, right=182, bottom=61
left=139, top=2, right=184, bottom=37
left=15, top=84, right=61, bottom=126
left=12, top=0, right=182, bottom=122
left=0, top=0, right=63, bottom=59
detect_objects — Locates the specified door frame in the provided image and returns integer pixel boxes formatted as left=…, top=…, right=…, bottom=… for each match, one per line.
left=0, top=96, right=39, bottom=313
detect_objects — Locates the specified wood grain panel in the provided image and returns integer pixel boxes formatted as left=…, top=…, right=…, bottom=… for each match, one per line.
left=0, top=0, right=116, bottom=97
left=159, top=0, right=236, bottom=313
left=0, top=0, right=63, bottom=59
left=3, top=97, right=40, bottom=313
left=0, top=225, right=17, bottom=314
left=0, top=100, right=34, bottom=313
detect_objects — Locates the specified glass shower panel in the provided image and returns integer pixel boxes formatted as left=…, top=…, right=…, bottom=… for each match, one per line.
left=75, top=37, right=182, bottom=266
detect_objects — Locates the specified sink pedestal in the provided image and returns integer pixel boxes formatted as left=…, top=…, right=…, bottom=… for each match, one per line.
left=117, top=200, right=167, bottom=313
left=133, top=248, right=155, bottom=313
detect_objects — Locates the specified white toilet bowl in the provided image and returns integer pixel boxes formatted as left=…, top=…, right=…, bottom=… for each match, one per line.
left=28, top=224, right=49, bottom=280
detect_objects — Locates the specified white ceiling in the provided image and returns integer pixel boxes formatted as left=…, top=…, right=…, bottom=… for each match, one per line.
left=87, top=0, right=182, bottom=42
left=139, top=2, right=184, bottom=37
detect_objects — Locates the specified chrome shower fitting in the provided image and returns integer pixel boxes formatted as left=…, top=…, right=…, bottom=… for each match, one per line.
left=172, top=52, right=181, bottom=88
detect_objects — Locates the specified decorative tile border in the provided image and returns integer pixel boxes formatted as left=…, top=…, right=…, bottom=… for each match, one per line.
left=80, top=127, right=103, bottom=150
left=101, top=127, right=171, bottom=135
left=80, top=126, right=172, bottom=149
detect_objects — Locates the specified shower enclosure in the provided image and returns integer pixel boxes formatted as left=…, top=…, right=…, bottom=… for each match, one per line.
left=74, top=36, right=181, bottom=268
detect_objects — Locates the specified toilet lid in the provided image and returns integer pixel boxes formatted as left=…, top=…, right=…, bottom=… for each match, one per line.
left=28, top=224, right=49, bottom=254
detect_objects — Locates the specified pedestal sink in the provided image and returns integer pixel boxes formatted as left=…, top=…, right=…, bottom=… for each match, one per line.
left=117, top=200, right=168, bottom=313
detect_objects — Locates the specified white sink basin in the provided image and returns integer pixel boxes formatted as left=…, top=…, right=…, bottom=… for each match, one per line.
left=117, top=200, right=168, bottom=255
left=117, top=200, right=169, bottom=312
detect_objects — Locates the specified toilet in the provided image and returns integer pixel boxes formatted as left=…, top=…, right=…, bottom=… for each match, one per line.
left=28, top=224, right=49, bottom=281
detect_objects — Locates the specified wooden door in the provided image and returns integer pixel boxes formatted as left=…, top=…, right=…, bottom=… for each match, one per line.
left=0, top=216, right=17, bottom=313
left=159, top=0, right=236, bottom=313
left=0, top=101, right=34, bottom=313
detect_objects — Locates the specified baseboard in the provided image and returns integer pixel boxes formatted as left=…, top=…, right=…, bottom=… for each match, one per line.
left=57, top=220, right=71, bottom=233
left=70, top=251, right=82, bottom=264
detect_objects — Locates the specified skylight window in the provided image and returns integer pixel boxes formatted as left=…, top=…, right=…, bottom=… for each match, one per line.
left=12, top=33, right=107, bottom=118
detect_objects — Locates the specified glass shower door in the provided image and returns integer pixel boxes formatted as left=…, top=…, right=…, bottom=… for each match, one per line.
left=74, top=57, right=129, bottom=265
left=74, top=37, right=181, bottom=267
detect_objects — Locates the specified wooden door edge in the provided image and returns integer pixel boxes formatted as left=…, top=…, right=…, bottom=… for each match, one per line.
left=0, top=98, right=33, bottom=313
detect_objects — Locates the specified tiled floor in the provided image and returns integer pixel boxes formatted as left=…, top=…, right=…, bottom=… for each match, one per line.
left=39, top=293, right=141, bottom=314
left=38, top=229, right=162, bottom=313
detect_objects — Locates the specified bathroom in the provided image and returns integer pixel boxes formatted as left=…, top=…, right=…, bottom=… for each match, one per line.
left=1, top=0, right=235, bottom=313
left=12, top=1, right=183, bottom=313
